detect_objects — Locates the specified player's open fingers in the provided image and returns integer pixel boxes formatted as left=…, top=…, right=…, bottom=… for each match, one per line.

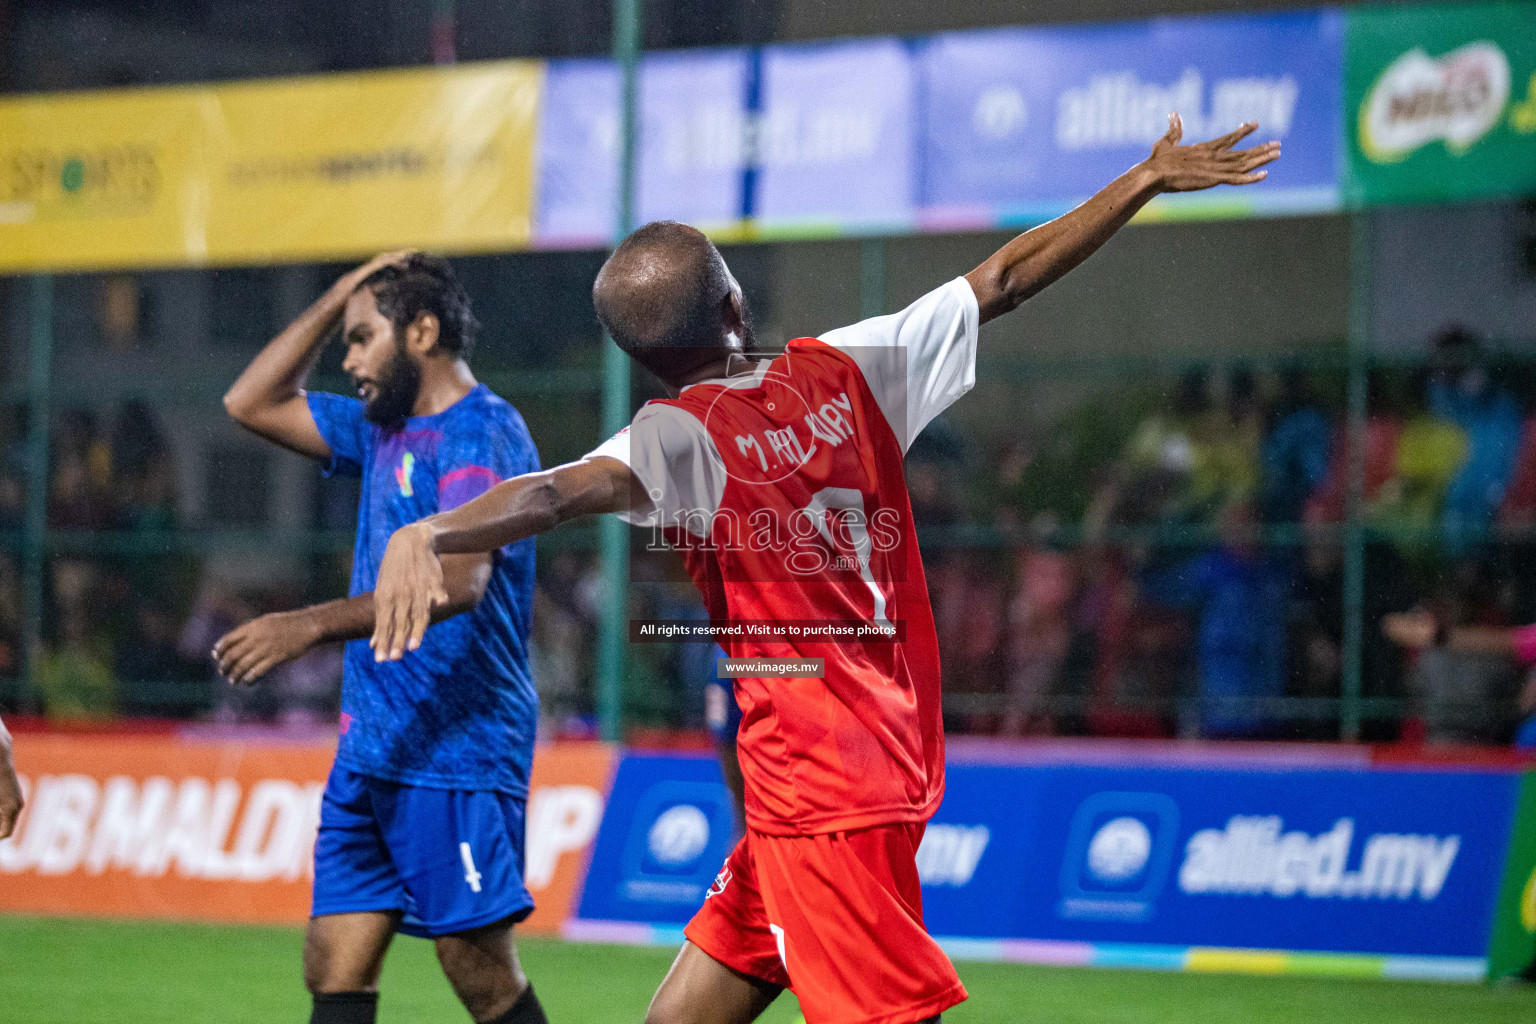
left=1235, top=143, right=1281, bottom=171
left=215, top=636, right=250, bottom=677
left=1221, top=170, right=1268, bottom=185
left=1206, top=121, right=1258, bottom=151
left=404, top=587, right=432, bottom=653
left=373, top=600, right=396, bottom=660
left=211, top=625, right=244, bottom=660
left=226, top=647, right=265, bottom=685
left=384, top=597, right=410, bottom=662
left=240, top=654, right=283, bottom=686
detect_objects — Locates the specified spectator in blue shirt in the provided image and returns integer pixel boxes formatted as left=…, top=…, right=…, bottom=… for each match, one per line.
left=1142, top=499, right=1290, bottom=738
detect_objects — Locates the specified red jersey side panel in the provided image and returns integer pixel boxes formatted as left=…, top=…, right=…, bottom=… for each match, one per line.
left=660, top=338, right=945, bottom=836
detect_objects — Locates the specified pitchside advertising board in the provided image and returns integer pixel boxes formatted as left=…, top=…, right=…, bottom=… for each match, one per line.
left=1346, top=1, right=1536, bottom=205
left=0, top=733, right=616, bottom=934
left=573, top=752, right=1535, bottom=980
left=917, top=10, right=1346, bottom=227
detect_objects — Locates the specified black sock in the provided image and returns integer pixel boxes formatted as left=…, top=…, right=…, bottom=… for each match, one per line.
left=479, top=984, right=548, bottom=1024
left=310, top=991, right=379, bottom=1024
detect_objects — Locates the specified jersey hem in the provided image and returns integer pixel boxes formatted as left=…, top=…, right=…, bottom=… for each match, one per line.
left=841, top=982, right=969, bottom=1024
left=332, top=753, right=530, bottom=800
left=742, top=789, right=945, bottom=838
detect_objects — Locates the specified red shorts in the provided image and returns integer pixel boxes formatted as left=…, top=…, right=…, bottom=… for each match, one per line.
left=683, top=823, right=967, bottom=1024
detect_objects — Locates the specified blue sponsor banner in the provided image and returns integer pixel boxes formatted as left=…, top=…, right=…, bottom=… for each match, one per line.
left=921, top=762, right=1517, bottom=959
left=575, top=753, right=738, bottom=925
left=755, top=38, right=918, bottom=229
left=536, top=39, right=918, bottom=242
left=535, top=58, right=621, bottom=246
left=916, top=10, right=1345, bottom=227
left=535, top=51, right=751, bottom=247
left=576, top=750, right=1518, bottom=967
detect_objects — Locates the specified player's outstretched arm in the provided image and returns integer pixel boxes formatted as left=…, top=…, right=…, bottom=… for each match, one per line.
left=223, top=251, right=410, bottom=459
left=212, top=553, right=490, bottom=684
left=372, top=456, right=645, bottom=661
left=0, top=714, right=22, bottom=841
left=965, top=113, right=1280, bottom=324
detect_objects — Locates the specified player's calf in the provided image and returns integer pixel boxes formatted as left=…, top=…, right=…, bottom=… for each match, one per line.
left=435, top=921, right=546, bottom=1024
left=303, top=912, right=399, bottom=1024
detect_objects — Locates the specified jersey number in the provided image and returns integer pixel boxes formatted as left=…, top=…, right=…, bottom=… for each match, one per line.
left=802, top=487, right=892, bottom=631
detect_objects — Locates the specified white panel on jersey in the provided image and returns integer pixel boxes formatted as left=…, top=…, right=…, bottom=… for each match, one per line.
left=817, top=276, right=980, bottom=452
left=584, top=403, right=726, bottom=534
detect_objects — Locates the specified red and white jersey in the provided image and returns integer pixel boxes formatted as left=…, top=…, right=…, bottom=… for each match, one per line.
left=587, top=277, right=980, bottom=836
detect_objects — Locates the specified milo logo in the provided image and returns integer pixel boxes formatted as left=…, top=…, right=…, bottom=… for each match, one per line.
left=1361, top=41, right=1510, bottom=162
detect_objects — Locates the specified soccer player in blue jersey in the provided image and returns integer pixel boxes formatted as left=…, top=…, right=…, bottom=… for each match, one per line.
left=216, top=252, right=547, bottom=1024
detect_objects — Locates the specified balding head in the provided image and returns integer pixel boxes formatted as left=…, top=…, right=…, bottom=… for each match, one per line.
left=594, top=221, right=748, bottom=386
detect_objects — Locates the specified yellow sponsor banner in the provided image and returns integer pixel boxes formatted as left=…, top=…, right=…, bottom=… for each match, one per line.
left=0, top=61, right=543, bottom=273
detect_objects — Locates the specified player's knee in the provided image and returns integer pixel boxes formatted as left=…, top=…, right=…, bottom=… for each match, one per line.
left=303, top=930, right=374, bottom=995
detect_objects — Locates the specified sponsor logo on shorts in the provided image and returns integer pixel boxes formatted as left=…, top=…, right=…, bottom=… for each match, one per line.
left=705, top=863, right=732, bottom=899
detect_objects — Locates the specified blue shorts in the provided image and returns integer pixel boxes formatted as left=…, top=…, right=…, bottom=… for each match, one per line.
left=312, top=764, right=534, bottom=938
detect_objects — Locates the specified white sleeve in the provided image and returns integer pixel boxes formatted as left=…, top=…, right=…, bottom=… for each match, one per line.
left=583, top=403, right=726, bottom=536
left=817, top=276, right=980, bottom=451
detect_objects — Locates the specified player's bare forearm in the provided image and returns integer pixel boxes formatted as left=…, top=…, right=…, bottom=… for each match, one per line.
left=424, top=457, right=643, bottom=555
left=215, top=555, right=488, bottom=683
left=223, top=251, right=409, bottom=459
left=966, top=114, right=1279, bottom=324
left=371, top=457, right=642, bottom=660
left=0, top=715, right=21, bottom=841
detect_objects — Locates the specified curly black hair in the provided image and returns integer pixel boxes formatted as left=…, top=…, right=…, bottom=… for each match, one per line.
left=359, top=253, right=481, bottom=361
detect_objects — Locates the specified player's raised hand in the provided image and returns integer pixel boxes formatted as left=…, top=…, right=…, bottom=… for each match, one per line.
left=1144, top=113, right=1280, bottom=193
left=213, top=611, right=323, bottom=686
left=338, top=249, right=415, bottom=292
left=0, top=717, right=22, bottom=841
left=372, top=522, right=448, bottom=662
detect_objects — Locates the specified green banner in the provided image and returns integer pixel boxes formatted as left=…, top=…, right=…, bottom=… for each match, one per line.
left=1346, top=2, right=1536, bottom=205
left=1488, top=770, right=1536, bottom=981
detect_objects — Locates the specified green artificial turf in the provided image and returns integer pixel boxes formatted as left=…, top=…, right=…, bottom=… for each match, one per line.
left=4, top=915, right=1535, bottom=1023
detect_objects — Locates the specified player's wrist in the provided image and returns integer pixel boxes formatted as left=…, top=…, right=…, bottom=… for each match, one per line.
left=1130, top=160, right=1167, bottom=195
left=281, top=607, right=327, bottom=648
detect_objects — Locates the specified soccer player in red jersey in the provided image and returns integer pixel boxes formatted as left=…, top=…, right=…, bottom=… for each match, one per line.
left=372, top=114, right=1279, bottom=1024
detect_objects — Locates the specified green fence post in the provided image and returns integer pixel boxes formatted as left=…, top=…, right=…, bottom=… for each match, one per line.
left=596, top=0, right=642, bottom=743
left=20, top=275, right=53, bottom=710
left=860, top=237, right=887, bottom=321
left=1340, top=212, right=1371, bottom=742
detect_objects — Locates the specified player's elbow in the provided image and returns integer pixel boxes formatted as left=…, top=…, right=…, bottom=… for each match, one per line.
left=222, top=384, right=259, bottom=427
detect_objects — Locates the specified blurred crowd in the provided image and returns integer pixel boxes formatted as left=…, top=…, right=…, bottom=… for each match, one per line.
left=3, top=327, right=1536, bottom=746
left=919, top=328, right=1536, bottom=746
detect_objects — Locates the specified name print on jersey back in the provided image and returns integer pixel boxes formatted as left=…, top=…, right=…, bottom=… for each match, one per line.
left=655, top=343, right=909, bottom=594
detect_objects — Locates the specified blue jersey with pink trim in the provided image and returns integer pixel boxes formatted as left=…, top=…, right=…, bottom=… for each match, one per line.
left=308, top=384, right=539, bottom=795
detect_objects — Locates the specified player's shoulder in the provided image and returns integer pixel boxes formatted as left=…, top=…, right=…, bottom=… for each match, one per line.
left=449, top=385, right=530, bottom=436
